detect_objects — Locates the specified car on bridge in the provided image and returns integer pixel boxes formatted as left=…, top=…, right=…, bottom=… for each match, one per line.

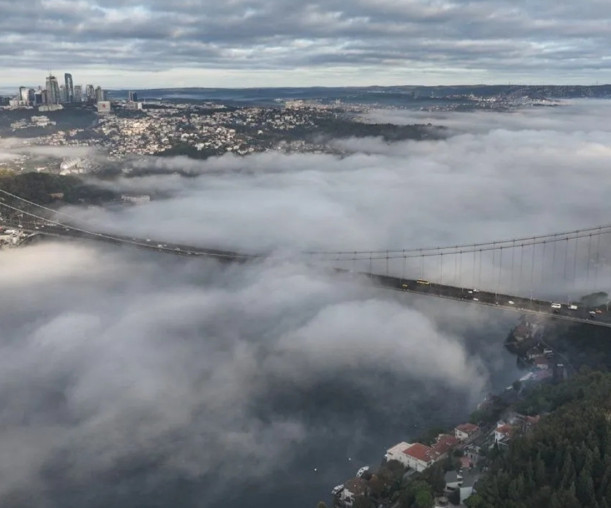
left=551, top=303, right=562, bottom=309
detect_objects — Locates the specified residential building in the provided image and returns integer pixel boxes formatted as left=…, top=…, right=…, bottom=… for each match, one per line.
left=431, top=434, right=460, bottom=458
left=494, top=423, right=515, bottom=445
left=384, top=442, right=412, bottom=468
left=403, top=443, right=437, bottom=472
left=454, top=423, right=480, bottom=442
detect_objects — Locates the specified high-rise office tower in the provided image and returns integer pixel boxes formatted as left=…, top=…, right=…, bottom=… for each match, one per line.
left=95, top=86, right=104, bottom=103
left=28, top=89, right=35, bottom=104
left=128, top=91, right=138, bottom=102
left=85, top=84, right=95, bottom=101
left=60, top=85, right=66, bottom=103
left=64, top=73, right=74, bottom=103
left=74, top=85, right=82, bottom=102
left=19, top=86, right=28, bottom=103
left=45, top=74, right=61, bottom=105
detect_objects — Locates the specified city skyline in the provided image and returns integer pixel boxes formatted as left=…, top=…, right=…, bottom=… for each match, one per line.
left=2, top=0, right=611, bottom=88
left=6, top=71, right=106, bottom=107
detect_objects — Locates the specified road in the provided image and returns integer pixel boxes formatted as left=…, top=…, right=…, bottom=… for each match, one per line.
left=9, top=220, right=611, bottom=328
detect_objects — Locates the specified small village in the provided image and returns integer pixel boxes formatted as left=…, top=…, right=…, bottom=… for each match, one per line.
left=330, top=317, right=569, bottom=508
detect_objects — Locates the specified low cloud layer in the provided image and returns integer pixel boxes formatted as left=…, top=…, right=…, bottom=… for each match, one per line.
left=0, top=242, right=491, bottom=507
left=68, top=100, right=611, bottom=298
left=3, top=100, right=609, bottom=506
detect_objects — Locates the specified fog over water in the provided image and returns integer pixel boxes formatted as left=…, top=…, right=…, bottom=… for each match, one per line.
left=2, top=100, right=611, bottom=507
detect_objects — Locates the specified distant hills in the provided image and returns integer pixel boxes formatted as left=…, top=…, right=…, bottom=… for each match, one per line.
left=106, top=85, right=611, bottom=105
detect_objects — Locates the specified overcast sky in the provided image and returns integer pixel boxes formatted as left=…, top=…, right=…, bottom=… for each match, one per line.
left=3, top=0, right=611, bottom=89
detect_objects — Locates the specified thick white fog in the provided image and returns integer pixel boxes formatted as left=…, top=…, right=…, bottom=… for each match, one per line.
left=0, top=243, right=492, bottom=506
left=75, top=101, right=611, bottom=253
left=2, top=100, right=611, bottom=506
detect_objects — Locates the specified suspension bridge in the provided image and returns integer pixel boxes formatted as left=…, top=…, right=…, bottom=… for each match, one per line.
left=1, top=187, right=611, bottom=327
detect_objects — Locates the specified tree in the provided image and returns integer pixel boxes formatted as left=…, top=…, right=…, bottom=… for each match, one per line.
left=414, top=488, right=434, bottom=508
left=422, top=463, right=446, bottom=495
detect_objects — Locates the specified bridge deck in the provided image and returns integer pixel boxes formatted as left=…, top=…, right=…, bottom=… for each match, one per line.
left=10, top=223, right=611, bottom=328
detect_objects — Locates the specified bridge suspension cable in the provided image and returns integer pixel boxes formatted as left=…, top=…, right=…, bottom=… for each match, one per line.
left=309, top=226, right=611, bottom=262
left=303, top=223, right=611, bottom=259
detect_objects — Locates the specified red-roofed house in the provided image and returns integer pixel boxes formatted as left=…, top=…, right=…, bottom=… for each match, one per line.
left=494, top=423, right=515, bottom=445
left=432, top=434, right=460, bottom=458
left=403, top=443, right=437, bottom=472
left=454, top=423, right=480, bottom=442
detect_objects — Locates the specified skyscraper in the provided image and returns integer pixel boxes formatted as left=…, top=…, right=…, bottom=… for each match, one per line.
left=85, top=84, right=95, bottom=101
left=95, top=86, right=104, bottom=103
left=19, top=87, right=28, bottom=103
left=60, top=85, right=66, bottom=103
left=74, top=85, right=82, bottom=102
left=128, top=91, right=138, bottom=102
left=45, top=74, right=61, bottom=105
left=64, top=73, right=74, bottom=103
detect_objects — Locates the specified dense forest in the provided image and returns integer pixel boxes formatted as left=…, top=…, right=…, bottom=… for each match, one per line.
left=309, top=118, right=447, bottom=142
left=467, top=371, right=611, bottom=508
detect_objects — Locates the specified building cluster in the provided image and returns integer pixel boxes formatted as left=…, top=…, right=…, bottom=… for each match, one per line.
left=334, top=423, right=481, bottom=508
left=493, top=412, right=540, bottom=447
left=7, top=72, right=106, bottom=110
left=384, top=423, right=479, bottom=473
left=25, top=101, right=336, bottom=159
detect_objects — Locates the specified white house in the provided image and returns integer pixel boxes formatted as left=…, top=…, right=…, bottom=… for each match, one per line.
left=494, top=423, right=515, bottom=444
left=385, top=442, right=412, bottom=468
left=455, top=423, right=480, bottom=442
left=385, top=441, right=442, bottom=472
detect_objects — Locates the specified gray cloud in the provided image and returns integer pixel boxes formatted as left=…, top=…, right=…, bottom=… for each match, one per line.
left=3, top=0, right=611, bottom=86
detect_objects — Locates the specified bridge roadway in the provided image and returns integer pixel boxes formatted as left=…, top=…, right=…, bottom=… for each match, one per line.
left=17, top=222, right=260, bottom=262
left=365, top=273, right=611, bottom=329
left=11, top=222, right=611, bottom=329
